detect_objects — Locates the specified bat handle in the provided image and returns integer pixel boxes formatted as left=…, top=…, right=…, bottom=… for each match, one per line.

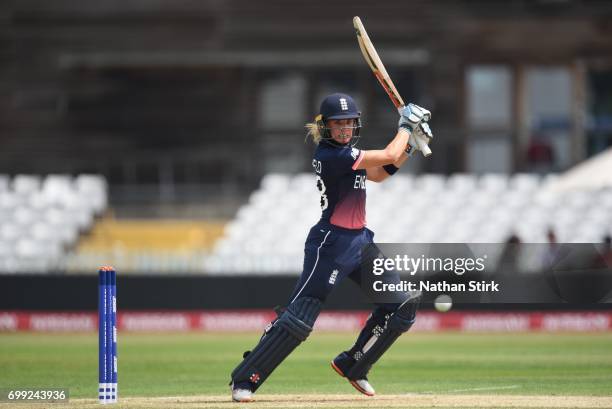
left=414, top=133, right=432, bottom=157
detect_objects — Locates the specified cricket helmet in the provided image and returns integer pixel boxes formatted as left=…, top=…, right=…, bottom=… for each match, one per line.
left=316, top=93, right=362, bottom=147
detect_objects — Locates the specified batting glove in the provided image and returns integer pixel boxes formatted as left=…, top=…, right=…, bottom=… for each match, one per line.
left=414, top=122, right=433, bottom=140
left=398, top=103, right=431, bottom=132
left=405, top=122, right=433, bottom=156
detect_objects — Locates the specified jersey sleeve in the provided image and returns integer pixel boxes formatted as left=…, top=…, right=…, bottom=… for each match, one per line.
left=323, top=146, right=364, bottom=177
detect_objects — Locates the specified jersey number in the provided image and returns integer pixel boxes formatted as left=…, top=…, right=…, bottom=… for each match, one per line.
left=316, top=176, right=328, bottom=211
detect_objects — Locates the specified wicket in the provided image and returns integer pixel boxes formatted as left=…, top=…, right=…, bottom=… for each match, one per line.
left=98, top=266, right=117, bottom=404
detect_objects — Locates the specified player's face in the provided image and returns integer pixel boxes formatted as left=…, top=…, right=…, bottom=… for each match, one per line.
left=327, top=119, right=356, bottom=145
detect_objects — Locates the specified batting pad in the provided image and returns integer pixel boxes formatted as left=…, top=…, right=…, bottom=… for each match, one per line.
left=230, top=297, right=322, bottom=391
left=346, top=296, right=420, bottom=380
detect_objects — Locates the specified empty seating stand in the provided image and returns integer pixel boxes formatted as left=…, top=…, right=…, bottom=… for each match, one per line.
left=206, top=173, right=612, bottom=274
left=0, top=174, right=107, bottom=273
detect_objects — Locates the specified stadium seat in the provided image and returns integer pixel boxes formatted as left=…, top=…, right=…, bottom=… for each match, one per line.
left=479, top=173, right=509, bottom=193
left=447, top=174, right=477, bottom=193
left=0, top=175, right=9, bottom=192
left=12, top=175, right=41, bottom=196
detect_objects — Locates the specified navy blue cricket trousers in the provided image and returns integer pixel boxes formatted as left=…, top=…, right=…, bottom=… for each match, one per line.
left=288, top=221, right=407, bottom=308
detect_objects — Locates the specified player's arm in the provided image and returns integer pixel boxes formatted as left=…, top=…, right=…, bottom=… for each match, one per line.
left=366, top=151, right=410, bottom=182
left=356, top=103, right=432, bottom=170
left=363, top=104, right=434, bottom=182
left=355, top=129, right=409, bottom=170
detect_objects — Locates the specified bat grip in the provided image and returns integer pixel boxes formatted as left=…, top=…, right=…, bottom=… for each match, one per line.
left=413, top=133, right=432, bottom=157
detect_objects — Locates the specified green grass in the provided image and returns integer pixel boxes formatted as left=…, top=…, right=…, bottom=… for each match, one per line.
left=0, top=332, right=611, bottom=399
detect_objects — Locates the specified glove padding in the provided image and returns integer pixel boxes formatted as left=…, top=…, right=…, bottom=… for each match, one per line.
left=415, top=122, right=432, bottom=139
left=404, top=123, right=429, bottom=154
left=410, top=122, right=433, bottom=155
left=404, top=120, right=433, bottom=156
left=398, top=103, right=431, bottom=132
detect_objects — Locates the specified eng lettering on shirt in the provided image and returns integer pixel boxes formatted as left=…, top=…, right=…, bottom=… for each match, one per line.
left=312, top=159, right=322, bottom=174
left=354, top=175, right=366, bottom=190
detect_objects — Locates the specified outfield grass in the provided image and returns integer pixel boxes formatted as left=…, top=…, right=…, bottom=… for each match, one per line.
left=0, top=332, right=611, bottom=400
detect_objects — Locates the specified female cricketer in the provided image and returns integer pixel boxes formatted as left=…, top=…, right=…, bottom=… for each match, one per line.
left=230, top=93, right=433, bottom=402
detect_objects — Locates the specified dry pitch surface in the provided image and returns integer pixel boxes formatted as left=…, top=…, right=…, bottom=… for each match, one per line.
left=12, top=394, right=612, bottom=409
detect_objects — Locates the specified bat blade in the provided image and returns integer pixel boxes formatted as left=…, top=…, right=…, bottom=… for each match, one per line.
left=353, top=16, right=404, bottom=108
left=353, top=16, right=432, bottom=157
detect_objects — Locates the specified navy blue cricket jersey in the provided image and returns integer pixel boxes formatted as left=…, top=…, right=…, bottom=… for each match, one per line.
left=312, top=142, right=367, bottom=229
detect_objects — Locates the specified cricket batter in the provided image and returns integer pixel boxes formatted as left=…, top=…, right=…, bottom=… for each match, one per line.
left=230, top=93, right=432, bottom=402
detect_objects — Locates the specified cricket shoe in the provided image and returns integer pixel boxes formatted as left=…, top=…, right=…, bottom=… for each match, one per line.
left=331, top=352, right=376, bottom=397
left=230, top=381, right=254, bottom=402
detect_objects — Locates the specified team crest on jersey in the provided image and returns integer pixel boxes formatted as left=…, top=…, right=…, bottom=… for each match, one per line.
left=329, top=269, right=339, bottom=285
left=351, top=147, right=360, bottom=160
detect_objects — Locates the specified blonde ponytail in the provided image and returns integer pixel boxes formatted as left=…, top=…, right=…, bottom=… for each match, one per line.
left=305, top=114, right=324, bottom=145
left=305, top=122, right=322, bottom=144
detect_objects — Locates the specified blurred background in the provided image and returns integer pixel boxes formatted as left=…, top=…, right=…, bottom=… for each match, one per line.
left=1, top=0, right=611, bottom=319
